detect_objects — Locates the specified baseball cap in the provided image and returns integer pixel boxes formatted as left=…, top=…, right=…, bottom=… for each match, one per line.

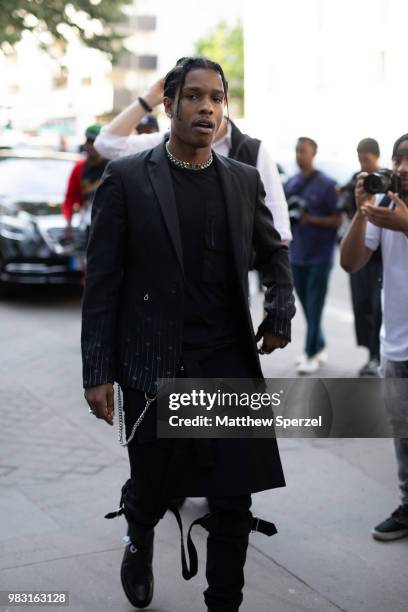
left=85, top=124, right=102, bottom=141
left=137, top=115, right=159, bottom=130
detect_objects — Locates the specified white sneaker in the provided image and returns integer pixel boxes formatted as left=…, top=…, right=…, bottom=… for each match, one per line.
left=295, top=353, right=307, bottom=365
left=316, top=349, right=328, bottom=366
left=297, top=356, right=320, bottom=375
left=296, top=351, right=327, bottom=367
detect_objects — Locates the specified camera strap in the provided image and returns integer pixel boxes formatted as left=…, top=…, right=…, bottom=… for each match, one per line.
left=378, top=194, right=392, bottom=208
left=291, top=171, right=318, bottom=198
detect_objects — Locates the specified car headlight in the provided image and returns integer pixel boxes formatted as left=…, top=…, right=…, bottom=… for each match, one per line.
left=0, top=215, right=34, bottom=241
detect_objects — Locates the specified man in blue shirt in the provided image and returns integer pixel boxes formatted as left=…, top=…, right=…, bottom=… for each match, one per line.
left=285, top=137, right=341, bottom=374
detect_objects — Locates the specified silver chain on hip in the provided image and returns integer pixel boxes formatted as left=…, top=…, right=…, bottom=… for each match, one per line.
left=116, top=384, right=156, bottom=447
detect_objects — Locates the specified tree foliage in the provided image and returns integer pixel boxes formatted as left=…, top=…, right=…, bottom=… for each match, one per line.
left=0, top=0, right=131, bottom=59
left=194, top=20, right=244, bottom=110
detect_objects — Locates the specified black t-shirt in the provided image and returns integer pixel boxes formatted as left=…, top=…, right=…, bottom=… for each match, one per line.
left=168, top=159, right=239, bottom=350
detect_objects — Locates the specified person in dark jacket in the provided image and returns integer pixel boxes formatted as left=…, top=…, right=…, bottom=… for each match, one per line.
left=284, top=137, right=342, bottom=375
left=339, top=138, right=382, bottom=376
left=62, top=125, right=107, bottom=239
left=82, top=57, right=295, bottom=612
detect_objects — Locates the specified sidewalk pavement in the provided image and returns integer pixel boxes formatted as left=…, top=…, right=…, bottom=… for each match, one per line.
left=0, top=263, right=407, bottom=612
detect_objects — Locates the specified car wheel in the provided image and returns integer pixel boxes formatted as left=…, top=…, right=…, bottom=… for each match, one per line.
left=0, top=255, right=10, bottom=297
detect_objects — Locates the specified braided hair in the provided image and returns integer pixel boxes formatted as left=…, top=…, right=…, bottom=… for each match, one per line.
left=392, top=133, right=408, bottom=160
left=163, top=56, right=229, bottom=119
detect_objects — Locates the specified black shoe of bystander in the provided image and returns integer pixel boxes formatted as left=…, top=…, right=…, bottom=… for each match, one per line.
left=372, top=505, right=408, bottom=541
left=359, top=357, right=380, bottom=377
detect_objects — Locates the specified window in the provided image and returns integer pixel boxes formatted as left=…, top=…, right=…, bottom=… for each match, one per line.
left=137, top=55, right=157, bottom=70
left=116, top=52, right=158, bottom=71
left=117, top=51, right=138, bottom=70
left=136, top=15, right=156, bottom=30
left=0, top=157, right=75, bottom=202
left=53, top=67, right=68, bottom=90
left=80, top=76, right=92, bottom=87
left=113, top=88, right=133, bottom=111
left=8, top=84, right=20, bottom=94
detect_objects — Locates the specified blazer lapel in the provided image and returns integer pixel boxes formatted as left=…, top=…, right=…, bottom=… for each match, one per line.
left=214, top=152, right=244, bottom=275
left=147, top=142, right=184, bottom=273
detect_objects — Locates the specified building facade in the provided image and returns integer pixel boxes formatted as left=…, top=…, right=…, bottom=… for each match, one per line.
left=244, top=0, right=408, bottom=165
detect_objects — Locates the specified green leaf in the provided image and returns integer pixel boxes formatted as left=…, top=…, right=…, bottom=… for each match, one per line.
left=0, top=0, right=132, bottom=59
left=194, top=20, right=244, bottom=113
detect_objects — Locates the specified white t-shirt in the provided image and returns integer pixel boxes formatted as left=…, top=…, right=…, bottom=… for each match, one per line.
left=94, top=126, right=292, bottom=242
left=365, top=216, right=408, bottom=361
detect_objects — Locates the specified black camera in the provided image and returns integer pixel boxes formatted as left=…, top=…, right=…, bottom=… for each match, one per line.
left=363, top=170, right=401, bottom=195
left=287, top=195, right=308, bottom=223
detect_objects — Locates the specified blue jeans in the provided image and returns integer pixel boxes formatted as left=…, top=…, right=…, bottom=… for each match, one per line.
left=291, top=263, right=332, bottom=357
left=384, top=360, right=408, bottom=507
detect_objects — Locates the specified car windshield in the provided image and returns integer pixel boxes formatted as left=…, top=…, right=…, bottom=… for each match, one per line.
left=0, top=157, right=75, bottom=213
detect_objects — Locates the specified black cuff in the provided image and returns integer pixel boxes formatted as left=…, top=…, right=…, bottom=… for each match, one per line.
left=138, top=96, right=152, bottom=113
left=83, top=366, right=115, bottom=389
left=255, top=316, right=292, bottom=342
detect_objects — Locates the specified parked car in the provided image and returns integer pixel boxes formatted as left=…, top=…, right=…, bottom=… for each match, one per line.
left=0, top=149, right=87, bottom=287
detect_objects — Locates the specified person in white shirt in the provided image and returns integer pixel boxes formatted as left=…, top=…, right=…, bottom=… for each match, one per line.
left=340, top=133, right=408, bottom=542
left=94, top=76, right=292, bottom=243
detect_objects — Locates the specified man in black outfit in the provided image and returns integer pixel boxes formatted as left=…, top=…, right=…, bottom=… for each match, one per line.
left=339, top=138, right=382, bottom=376
left=82, top=57, right=296, bottom=612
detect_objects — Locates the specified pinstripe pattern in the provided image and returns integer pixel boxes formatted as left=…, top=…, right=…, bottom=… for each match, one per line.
left=90, top=311, right=183, bottom=395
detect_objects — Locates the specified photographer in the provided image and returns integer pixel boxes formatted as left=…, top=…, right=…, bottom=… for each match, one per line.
left=284, top=137, right=341, bottom=374
left=340, top=133, right=408, bottom=541
left=339, top=138, right=382, bottom=377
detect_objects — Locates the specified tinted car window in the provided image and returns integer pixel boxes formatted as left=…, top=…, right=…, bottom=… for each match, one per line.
left=0, top=157, right=75, bottom=202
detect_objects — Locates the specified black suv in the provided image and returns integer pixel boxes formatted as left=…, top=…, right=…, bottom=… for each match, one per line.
left=0, top=149, right=87, bottom=287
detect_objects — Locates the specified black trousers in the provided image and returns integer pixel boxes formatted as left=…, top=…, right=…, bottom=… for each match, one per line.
left=123, top=404, right=252, bottom=610
left=120, top=342, right=277, bottom=611
left=204, top=495, right=252, bottom=612
left=349, top=249, right=382, bottom=357
left=122, top=465, right=251, bottom=612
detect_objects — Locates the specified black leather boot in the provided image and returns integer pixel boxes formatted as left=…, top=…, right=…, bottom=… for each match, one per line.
left=120, top=527, right=154, bottom=609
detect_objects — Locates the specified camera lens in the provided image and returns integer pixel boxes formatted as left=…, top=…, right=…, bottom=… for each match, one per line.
left=363, top=172, right=391, bottom=195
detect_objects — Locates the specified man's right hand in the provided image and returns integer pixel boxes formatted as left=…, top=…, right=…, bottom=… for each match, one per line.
left=355, top=172, right=376, bottom=212
left=64, top=224, right=73, bottom=243
left=144, top=77, right=165, bottom=110
left=84, top=384, right=114, bottom=426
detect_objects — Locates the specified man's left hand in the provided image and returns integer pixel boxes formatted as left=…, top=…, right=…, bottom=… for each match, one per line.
left=361, top=192, right=408, bottom=235
left=258, top=333, right=289, bottom=354
left=299, top=213, right=312, bottom=225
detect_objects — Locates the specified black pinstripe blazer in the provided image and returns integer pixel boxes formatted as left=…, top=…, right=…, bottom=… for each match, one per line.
left=81, top=142, right=295, bottom=393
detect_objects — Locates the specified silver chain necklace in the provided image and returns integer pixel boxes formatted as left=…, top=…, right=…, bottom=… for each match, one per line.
left=166, top=141, right=213, bottom=171
left=116, top=384, right=156, bottom=447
